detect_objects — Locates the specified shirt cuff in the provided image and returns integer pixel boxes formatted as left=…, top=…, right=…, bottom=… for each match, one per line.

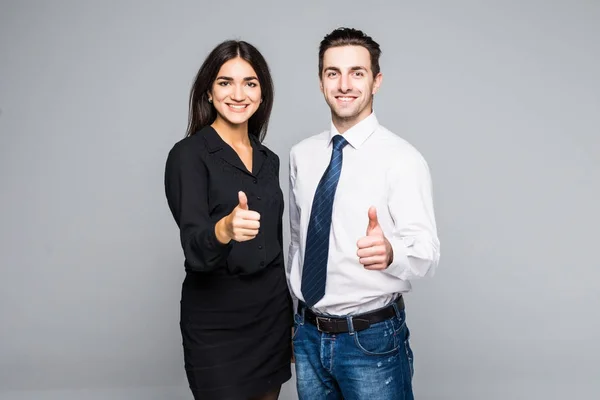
left=384, top=236, right=416, bottom=279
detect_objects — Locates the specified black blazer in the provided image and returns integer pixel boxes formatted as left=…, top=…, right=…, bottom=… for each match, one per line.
left=164, top=126, right=284, bottom=275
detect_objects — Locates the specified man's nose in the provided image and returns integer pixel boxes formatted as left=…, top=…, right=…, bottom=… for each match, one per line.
left=339, top=75, right=352, bottom=92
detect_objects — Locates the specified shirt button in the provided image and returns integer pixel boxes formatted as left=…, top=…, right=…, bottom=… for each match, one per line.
left=253, top=179, right=258, bottom=184
left=257, top=196, right=262, bottom=200
left=258, top=245, right=263, bottom=249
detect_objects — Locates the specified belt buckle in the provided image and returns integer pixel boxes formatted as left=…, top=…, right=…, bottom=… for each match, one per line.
left=315, top=316, right=331, bottom=332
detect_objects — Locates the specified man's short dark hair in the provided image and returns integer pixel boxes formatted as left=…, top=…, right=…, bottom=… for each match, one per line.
left=318, top=27, right=382, bottom=78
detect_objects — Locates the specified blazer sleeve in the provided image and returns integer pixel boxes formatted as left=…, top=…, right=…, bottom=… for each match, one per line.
left=164, top=143, right=233, bottom=272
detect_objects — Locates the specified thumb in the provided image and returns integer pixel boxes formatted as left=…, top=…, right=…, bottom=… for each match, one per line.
left=367, top=206, right=379, bottom=233
left=238, top=191, right=248, bottom=210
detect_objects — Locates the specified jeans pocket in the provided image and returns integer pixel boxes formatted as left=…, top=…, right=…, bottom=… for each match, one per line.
left=353, top=319, right=400, bottom=356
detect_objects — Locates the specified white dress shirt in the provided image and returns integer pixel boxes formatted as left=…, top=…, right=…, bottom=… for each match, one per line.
left=287, top=112, right=440, bottom=316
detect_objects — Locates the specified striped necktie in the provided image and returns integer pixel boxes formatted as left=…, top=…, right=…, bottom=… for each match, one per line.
left=301, top=135, right=349, bottom=307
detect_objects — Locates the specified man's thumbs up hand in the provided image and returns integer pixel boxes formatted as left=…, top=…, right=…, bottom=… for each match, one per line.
left=357, top=206, right=393, bottom=270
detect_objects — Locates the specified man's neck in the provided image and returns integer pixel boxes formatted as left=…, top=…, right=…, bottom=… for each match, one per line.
left=331, top=109, right=372, bottom=134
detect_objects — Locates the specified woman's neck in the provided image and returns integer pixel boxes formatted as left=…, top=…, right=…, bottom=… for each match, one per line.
left=211, top=118, right=250, bottom=147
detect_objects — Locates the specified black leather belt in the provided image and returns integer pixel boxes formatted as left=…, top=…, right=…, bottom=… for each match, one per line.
left=299, top=296, right=404, bottom=334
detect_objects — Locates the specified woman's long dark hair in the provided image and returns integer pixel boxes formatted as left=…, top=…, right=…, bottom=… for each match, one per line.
left=185, top=40, right=274, bottom=142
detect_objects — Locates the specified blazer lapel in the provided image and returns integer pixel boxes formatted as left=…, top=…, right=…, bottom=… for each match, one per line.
left=250, top=135, right=267, bottom=176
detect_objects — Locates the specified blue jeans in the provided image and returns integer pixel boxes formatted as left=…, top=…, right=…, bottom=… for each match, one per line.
left=293, top=302, right=414, bottom=400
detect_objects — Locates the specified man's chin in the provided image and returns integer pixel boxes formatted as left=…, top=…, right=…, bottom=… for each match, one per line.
left=333, top=111, right=359, bottom=120
left=329, top=106, right=357, bottom=118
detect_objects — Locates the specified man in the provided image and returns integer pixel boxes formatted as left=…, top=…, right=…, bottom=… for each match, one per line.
left=287, top=27, right=440, bottom=399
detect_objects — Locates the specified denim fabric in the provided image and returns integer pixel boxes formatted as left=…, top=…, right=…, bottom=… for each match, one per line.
left=293, top=303, right=414, bottom=400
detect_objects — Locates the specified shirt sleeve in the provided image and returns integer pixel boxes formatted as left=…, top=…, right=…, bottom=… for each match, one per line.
left=287, top=148, right=300, bottom=304
left=164, top=143, right=233, bottom=272
left=383, top=152, right=440, bottom=280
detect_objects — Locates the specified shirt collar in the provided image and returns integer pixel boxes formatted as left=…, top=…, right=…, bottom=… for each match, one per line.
left=328, top=112, right=379, bottom=149
left=204, top=125, right=268, bottom=155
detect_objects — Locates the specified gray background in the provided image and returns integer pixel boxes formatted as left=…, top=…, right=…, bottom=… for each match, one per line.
left=1, top=0, right=599, bottom=399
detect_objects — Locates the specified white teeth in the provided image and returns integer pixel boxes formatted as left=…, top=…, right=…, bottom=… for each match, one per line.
left=229, top=105, right=247, bottom=109
left=338, top=97, right=354, bottom=101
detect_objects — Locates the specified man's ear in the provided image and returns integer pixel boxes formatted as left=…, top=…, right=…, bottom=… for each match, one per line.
left=372, top=72, right=383, bottom=95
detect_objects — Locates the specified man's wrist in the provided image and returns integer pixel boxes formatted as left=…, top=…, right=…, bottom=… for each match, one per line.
left=385, top=237, right=394, bottom=267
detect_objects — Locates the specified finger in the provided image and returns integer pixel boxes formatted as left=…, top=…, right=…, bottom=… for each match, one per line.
left=360, top=253, right=387, bottom=264
left=238, top=191, right=248, bottom=210
left=357, top=245, right=385, bottom=258
left=234, top=228, right=259, bottom=237
left=363, top=262, right=388, bottom=271
left=233, top=219, right=260, bottom=230
left=357, top=236, right=384, bottom=249
left=367, top=206, right=378, bottom=231
left=234, top=232, right=259, bottom=241
left=238, top=210, right=261, bottom=221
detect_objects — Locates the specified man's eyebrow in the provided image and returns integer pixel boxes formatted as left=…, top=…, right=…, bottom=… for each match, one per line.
left=323, top=66, right=368, bottom=72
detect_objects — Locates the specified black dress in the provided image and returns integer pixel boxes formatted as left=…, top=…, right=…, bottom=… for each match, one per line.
left=164, top=126, right=293, bottom=399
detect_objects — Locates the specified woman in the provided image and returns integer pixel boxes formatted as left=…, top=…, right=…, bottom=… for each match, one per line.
left=164, top=40, right=292, bottom=400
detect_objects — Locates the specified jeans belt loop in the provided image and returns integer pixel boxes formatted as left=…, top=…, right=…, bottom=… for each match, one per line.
left=392, top=295, right=404, bottom=319
left=392, top=300, right=400, bottom=319
left=346, top=315, right=355, bottom=336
